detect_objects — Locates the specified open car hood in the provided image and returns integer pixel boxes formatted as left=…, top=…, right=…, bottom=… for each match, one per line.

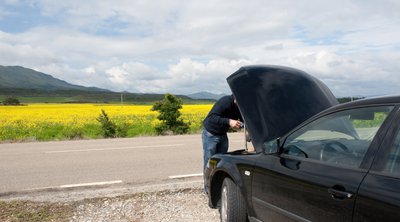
left=227, top=65, right=338, bottom=152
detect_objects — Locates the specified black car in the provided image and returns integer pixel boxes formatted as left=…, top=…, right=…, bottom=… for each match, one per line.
left=205, top=65, right=400, bottom=222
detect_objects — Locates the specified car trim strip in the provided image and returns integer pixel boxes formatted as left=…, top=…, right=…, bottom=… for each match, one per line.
left=252, top=197, right=311, bottom=222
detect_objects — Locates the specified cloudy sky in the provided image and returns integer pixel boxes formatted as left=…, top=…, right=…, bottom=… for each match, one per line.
left=0, top=0, right=399, bottom=97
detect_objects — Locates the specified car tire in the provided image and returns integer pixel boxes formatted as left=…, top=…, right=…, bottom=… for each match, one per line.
left=220, top=177, right=247, bottom=222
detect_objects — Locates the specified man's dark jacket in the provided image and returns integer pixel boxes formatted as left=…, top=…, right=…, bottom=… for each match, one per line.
left=203, top=95, right=242, bottom=135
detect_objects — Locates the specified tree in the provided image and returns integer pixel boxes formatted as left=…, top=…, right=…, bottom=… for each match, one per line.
left=3, top=97, right=20, bottom=105
left=151, top=94, right=190, bottom=135
left=96, top=109, right=117, bottom=138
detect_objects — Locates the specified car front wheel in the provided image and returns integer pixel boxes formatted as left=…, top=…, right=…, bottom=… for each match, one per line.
left=220, top=177, right=247, bottom=222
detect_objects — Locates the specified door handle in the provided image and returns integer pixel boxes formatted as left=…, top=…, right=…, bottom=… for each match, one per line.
left=328, top=188, right=354, bottom=200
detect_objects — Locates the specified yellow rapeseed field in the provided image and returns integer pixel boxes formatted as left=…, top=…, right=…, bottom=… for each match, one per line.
left=0, top=104, right=212, bottom=141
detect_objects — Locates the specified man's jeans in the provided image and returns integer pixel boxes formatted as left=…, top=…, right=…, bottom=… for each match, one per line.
left=202, top=128, right=228, bottom=172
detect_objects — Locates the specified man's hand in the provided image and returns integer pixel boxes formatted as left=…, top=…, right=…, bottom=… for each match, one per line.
left=229, top=119, right=242, bottom=129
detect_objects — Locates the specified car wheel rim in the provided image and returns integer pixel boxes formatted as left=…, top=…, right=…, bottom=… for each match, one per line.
left=221, top=185, right=228, bottom=222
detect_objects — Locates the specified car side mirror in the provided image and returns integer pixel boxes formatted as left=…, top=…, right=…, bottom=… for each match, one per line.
left=263, top=139, right=280, bottom=154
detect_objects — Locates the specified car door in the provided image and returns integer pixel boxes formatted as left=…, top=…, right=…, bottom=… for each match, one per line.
left=251, top=105, right=395, bottom=222
left=354, top=107, right=400, bottom=221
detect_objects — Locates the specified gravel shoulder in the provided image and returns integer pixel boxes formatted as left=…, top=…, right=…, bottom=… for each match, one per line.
left=0, top=179, right=220, bottom=221
left=72, top=188, right=219, bottom=222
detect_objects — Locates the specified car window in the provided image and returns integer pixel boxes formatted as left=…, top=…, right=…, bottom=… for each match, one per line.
left=383, top=130, right=400, bottom=174
left=282, top=106, right=393, bottom=168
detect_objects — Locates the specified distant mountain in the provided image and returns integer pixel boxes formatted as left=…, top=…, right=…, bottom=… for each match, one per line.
left=187, top=91, right=226, bottom=100
left=0, top=65, right=109, bottom=92
left=0, top=65, right=217, bottom=104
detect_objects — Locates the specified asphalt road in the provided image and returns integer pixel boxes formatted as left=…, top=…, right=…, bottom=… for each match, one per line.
left=0, top=133, right=245, bottom=194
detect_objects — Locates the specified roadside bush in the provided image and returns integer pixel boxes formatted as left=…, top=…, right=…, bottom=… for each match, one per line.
left=151, top=94, right=190, bottom=135
left=116, top=123, right=128, bottom=138
left=96, top=109, right=117, bottom=138
left=3, top=97, right=20, bottom=105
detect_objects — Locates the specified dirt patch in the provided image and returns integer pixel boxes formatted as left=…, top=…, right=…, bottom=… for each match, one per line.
left=0, top=200, right=73, bottom=222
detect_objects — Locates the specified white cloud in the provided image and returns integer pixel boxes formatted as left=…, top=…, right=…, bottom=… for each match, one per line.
left=0, top=40, right=58, bottom=66
left=102, top=62, right=162, bottom=92
left=163, top=58, right=252, bottom=94
left=0, top=0, right=400, bottom=96
left=84, top=66, right=95, bottom=75
left=106, top=66, right=127, bottom=85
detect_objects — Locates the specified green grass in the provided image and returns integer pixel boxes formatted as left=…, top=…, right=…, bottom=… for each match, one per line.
left=0, top=95, right=215, bottom=105
left=0, top=96, right=66, bottom=103
left=0, top=89, right=216, bottom=105
left=0, top=119, right=202, bottom=142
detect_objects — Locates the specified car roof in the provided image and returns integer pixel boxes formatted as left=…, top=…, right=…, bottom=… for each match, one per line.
left=323, top=95, right=400, bottom=113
